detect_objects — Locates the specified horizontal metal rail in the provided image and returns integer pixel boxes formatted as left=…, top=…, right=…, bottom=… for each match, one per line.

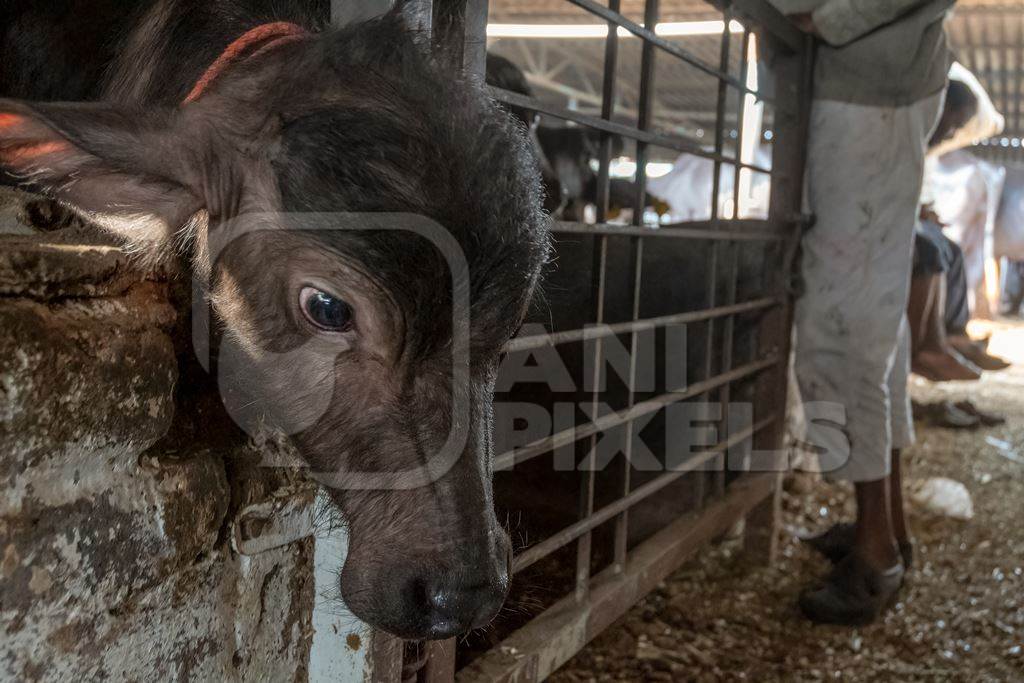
left=565, top=0, right=769, bottom=101
left=494, top=354, right=779, bottom=471
left=512, top=414, right=776, bottom=573
left=505, top=296, right=779, bottom=353
left=552, top=219, right=785, bottom=241
left=488, top=87, right=774, bottom=175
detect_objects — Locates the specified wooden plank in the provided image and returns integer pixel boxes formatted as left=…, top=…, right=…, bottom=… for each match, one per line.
left=743, top=26, right=815, bottom=566
left=370, top=633, right=404, bottom=682
left=423, top=639, right=457, bottom=683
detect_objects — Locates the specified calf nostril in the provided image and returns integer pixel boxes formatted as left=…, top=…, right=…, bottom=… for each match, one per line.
left=425, top=583, right=455, bottom=614
left=416, top=577, right=504, bottom=639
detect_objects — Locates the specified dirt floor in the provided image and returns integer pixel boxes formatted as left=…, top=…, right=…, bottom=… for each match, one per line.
left=549, top=320, right=1024, bottom=682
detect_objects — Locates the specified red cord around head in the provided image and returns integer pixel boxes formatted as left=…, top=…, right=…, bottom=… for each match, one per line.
left=183, top=22, right=309, bottom=105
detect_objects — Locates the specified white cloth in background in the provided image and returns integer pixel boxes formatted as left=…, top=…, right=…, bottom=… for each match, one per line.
left=794, top=92, right=943, bottom=483
left=647, top=149, right=771, bottom=222
left=929, top=62, right=1005, bottom=159
left=923, top=151, right=1006, bottom=309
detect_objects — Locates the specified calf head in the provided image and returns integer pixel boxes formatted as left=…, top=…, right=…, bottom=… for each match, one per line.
left=0, top=13, right=549, bottom=639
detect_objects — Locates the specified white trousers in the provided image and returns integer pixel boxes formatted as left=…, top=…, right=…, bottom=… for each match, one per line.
left=794, top=93, right=943, bottom=483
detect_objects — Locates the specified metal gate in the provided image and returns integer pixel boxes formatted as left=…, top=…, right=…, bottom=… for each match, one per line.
left=401, top=2, right=815, bottom=679
left=390, top=1, right=814, bottom=680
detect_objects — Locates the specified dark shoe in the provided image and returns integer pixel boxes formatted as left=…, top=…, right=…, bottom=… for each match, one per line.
left=923, top=400, right=982, bottom=429
left=801, top=522, right=856, bottom=564
left=802, top=523, right=914, bottom=568
left=799, top=553, right=905, bottom=626
left=954, top=400, right=1007, bottom=427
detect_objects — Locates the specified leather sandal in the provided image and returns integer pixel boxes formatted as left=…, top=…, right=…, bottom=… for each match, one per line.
left=954, top=400, right=1007, bottom=427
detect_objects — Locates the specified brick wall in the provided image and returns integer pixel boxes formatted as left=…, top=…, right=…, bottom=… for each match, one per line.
left=0, top=204, right=376, bottom=681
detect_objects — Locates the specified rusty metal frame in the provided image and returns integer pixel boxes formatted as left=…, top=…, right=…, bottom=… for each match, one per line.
left=405, top=1, right=815, bottom=681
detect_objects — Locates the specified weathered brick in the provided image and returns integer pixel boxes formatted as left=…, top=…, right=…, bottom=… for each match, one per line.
left=0, top=232, right=329, bottom=681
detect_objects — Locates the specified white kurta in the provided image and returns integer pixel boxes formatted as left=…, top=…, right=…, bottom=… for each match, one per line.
left=794, top=92, right=943, bottom=482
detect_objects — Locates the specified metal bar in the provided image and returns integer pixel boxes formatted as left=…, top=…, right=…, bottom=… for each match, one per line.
left=746, top=34, right=815, bottom=564
left=494, top=355, right=779, bottom=471
left=1016, top=12, right=1023, bottom=139
left=709, top=8, right=732, bottom=224
left=505, top=297, right=779, bottom=353
left=457, top=471, right=781, bottom=682
left=565, top=0, right=760, bottom=97
left=574, top=0, right=623, bottom=606
left=610, top=0, right=659, bottom=572
left=513, top=415, right=775, bottom=574
left=694, top=4, right=733, bottom=508
left=714, top=27, right=751, bottom=500
left=575, top=231, right=607, bottom=601
left=715, top=244, right=741, bottom=499
left=1003, top=12, right=1019, bottom=142
left=594, top=0, right=621, bottom=222
left=999, top=21, right=1010, bottom=139
left=552, top=220, right=788, bottom=241
left=431, top=0, right=488, bottom=76
left=614, top=234, right=644, bottom=572
left=631, top=0, right=659, bottom=225
left=461, top=0, right=490, bottom=77
left=488, top=87, right=774, bottom=175
left=733, top=29, right=752, bottom=222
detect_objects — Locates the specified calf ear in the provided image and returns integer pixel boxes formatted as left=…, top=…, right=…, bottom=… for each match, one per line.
left=0, top=99, right=202, bottom=254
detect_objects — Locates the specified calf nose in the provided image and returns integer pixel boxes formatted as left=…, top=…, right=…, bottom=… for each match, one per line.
left=420, top=574, right=508, bottom=639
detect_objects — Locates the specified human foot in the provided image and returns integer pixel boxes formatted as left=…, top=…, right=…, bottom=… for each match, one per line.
left=948, top=336, right=1011, bottom=371
left=912, top=348, right=982, bottom=381
left=802, top=523, right=914, bottom=568
left=799, top=553, right=904, bottom=626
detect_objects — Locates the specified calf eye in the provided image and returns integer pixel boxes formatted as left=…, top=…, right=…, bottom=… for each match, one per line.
left=299, top=286, right=353, bottom=332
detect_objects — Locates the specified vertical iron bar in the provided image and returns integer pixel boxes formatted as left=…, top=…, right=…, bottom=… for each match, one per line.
left=1017, top=13, right=1023, bottom=145
left=715, top=27, right=750, bottom=498
left=709, top=5, right=731, bottom=224
left=431, top=0, right=488, bottom=76
left=613, top=0, right=658, bottom=572
left=460, top=0, right=490, bottom=77
left=578, top=0, right=621, bottom=600
left=632, top=0, right=659, bottom=226
left=732, top=28, right=751, bottom=222
left=697, top=3, right=732, bottom=505
left=999, top=20, right=1010, bottom=157
left=595, top=0, right=622, bottom=222
left=745, top=33, right=815, bottom=563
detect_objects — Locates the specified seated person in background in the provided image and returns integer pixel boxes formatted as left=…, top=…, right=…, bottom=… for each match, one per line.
left=910, top=207, right=1010, bottom=380
left=909, top=78, right=1010, bottom=379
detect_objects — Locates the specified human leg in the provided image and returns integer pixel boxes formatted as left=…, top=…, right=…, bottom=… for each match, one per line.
left=795, top=94, right=941, bottom=624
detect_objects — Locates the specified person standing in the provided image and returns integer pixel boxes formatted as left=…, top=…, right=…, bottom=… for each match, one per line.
left=772, top=0, right=956, bottom=624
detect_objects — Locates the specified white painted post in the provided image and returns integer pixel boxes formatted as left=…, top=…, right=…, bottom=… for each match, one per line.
left=309, top=493, right=376, bottom=682
left=232, top=489, right=387, bottom=682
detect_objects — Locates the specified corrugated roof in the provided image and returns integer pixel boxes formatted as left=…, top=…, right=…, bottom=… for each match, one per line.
left=488, top=1, right=1024, bottom=165
left=948, top=2, right=1024, bottom=164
